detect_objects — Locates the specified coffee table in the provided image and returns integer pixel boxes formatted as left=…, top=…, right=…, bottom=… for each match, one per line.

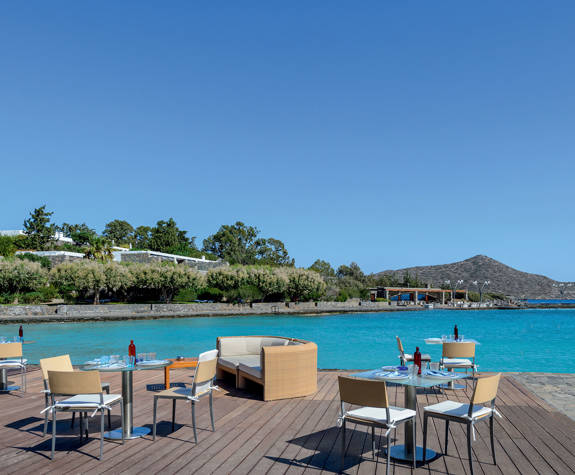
left=164, top=357, right=198, bottom=389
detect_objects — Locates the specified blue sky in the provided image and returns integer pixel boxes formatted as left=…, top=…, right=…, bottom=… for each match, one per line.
left=1, top=1, right=574, bottom=279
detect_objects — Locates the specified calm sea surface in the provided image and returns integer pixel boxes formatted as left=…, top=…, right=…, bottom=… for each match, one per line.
left=3, top=309, right=574, bottom=372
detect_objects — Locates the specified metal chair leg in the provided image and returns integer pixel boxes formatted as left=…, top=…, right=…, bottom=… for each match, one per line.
left=386, top=432, right=391, bottom=475
left=152, top=397, right=158, bottom=440
left=209, top=391, right=215, bottom=431
left=371, top=425, right=376, bottom=458
left=71, top=411, right=75, bottom=429
left=445, top=420, right=450, bottom=454
left=171, top=399, right=176, bottom=432
left=467, top=423, right=474, bottom=475
left=340, top=420, right=346, bottom=472
left=99, top=409, right=104, bottom=460
left=43, top=394, right=49, bottom=437
left=191, top=401, right=197, bottom=443
left=490, top=415, right=496, bottom=465
left=79, top=412, right=83, bottom=440
left=412, top=418, right=416, bottom=469
left=51, top=409, right=57, bottom=460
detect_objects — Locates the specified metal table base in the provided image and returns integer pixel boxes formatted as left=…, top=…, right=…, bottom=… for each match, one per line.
left=0, top=369, right=20, bottom=392
left=104, top=371, right=149, bottom=440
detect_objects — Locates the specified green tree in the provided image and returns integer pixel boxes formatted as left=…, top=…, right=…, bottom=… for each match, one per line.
left=203, top=222, right=259, bottom=264
left=148, top=218, right=193, bottom=253
left=308, top=259, right=336, bottom=278
left=203, top=222, right=293, bottom=266
left=58, top=223, right=98, bottom=246
left=103, top=220, right=135, bottom=245
left=0, top=259, right=48, bottom=294
left=133, top=226, right=152, bottom=249
left=23, top=205, right=55, bottom=250
left=336, top=262, right=366, bottom=282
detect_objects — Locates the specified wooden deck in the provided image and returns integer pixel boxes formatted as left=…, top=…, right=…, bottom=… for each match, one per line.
left=1, top=368, right=574, bottom=474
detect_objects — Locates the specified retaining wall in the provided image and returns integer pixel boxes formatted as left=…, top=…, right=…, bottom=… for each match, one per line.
left=0, top=300, right=420, bottom=322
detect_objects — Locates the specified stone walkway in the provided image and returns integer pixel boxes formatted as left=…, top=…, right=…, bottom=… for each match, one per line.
left=512, top=372, right=575, bottom=420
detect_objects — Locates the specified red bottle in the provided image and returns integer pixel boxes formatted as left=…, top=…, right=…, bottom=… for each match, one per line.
left=454, top=325, right=459, bottom=341
left=18, top=325, right=23, bottom=342
left=129, top=340, right=136, bottom=364
left=414, top=347, right=422, bottom=374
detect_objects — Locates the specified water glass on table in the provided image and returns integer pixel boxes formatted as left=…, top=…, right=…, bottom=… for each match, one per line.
left=430, top=362, right=440, bottom=371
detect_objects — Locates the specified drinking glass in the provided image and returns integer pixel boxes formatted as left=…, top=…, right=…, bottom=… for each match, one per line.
left=430, top=362, right=440, bottom=371
left=13, top=336, right=19, bottom=342
left=101, top=355, right=110, bottom=365
left=441, top=335, right=447, bottom=342
left=122, top=355, right=129, bottom=366
left=149, top=352, right=156, bottom=361
left=0, top=336, right=6, bottom=343
left=410, top=365, right=418, bottom=378
left=459, top=335, right=464, bottom=342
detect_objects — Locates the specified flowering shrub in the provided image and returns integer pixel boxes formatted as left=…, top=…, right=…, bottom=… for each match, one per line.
left=0, top=259, right=48, bottom=294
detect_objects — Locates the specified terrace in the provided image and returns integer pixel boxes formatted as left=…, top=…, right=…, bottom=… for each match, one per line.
left=1, top=368, right=573, bottom=474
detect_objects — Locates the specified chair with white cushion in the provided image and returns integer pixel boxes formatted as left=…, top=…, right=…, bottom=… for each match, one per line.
left=46, top=370, right=124, bottom=460
left=338, top=376, right=416, bottom=475
left=422, top=373, right=501, bottom=475
left=0, top=342, right=27, bottom=392
left=440, top=342, right=477, bottom=378
left=153, top=349, right=218, bottom=443
left=40, top=355, right=112, bottom=436
left=396, top=336, right=431, bottom=367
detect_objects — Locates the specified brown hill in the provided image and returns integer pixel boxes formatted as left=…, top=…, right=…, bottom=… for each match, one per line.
left=376, top=255, right=570, bottom=298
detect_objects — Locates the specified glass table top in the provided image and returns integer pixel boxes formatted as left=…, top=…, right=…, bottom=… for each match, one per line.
left=80, top=360, right=171, bottom=372
left=350, top=368, right=467, bottom=388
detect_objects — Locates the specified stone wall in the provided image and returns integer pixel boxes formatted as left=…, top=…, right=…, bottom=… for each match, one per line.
left=0, top=300, right=418, bottom=322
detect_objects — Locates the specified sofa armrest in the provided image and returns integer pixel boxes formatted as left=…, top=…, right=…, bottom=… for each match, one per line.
left=261, top=342, right=317, bottom=401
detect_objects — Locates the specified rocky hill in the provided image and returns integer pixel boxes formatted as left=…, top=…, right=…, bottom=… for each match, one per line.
left=376, top=255, right=570, bottom=298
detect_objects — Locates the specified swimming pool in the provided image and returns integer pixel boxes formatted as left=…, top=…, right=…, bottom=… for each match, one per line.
left=2, top=308, right=573, bottom=372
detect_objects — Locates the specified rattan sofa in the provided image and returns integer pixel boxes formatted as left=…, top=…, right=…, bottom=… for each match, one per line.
left=216, top=336, right=317, bottom=401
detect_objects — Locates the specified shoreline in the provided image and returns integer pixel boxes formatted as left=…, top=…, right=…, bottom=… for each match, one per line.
left=0, top=301, right=572, bottom=324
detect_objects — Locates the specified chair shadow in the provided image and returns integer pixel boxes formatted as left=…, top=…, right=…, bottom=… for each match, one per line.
left=264, top=426, right=399, bottom=473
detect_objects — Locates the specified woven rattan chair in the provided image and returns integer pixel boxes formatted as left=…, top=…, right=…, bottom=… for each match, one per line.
left=0, top=342, right=27, bottom=392
left=396, top=336, right=431, bottom=367
left=45, top=370, right=124, bottom=460
left=40, top=355, right=112, bottom=436
left=338, top=376, right=416, bottom=475
left=153, top=349, right=218, bottom=443
left=423, top=373, right=501, bottom=475
left=440, top=342, right=477, bottom=377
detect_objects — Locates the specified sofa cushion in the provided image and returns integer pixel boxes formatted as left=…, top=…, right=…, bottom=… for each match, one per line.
left=238, top=362, right=262, bottom=381
left=218, top=337, right=291, bottom=357
left=218, top=355, right=261, bottom=371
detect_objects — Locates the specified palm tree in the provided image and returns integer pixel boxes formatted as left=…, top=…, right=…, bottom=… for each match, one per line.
left=84, top=237, right=114, bottom=262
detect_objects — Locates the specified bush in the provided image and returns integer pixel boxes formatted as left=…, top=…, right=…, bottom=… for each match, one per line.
left=16, top=252, right=52, bottom=268
left=237, top=285, right=264, bottom=303
left=20, top=292, right=44, bottom=304
left=0, top=236, right=16, bottom=257
left=173, top=287, right=199, bottom=303
left=197, top=287, right=224, bottom=302
left=336, top=290, right=349, bottom=302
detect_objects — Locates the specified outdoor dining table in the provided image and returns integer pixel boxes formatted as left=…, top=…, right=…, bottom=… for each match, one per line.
left=351, top=368, right=466, bottom=463
left=424, top=338, right=480, bottom=345
left=81, top=359, right=171, bottom=440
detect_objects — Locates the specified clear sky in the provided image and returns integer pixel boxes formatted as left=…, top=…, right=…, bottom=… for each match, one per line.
left=1, top=1, right=574, bottom=280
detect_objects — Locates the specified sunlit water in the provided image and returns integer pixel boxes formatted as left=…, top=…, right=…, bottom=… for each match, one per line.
left=2, top=308, right=573, bottom=372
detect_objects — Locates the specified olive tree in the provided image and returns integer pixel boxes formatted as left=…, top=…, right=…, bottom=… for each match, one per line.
left=284, top=268, right=326, bottom=301
left=0, top=259, right=48, bottom=294
left=50, top=261, right=107, bottom=304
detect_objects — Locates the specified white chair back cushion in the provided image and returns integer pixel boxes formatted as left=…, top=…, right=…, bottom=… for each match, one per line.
left=218, top=337, right=290, bottom=356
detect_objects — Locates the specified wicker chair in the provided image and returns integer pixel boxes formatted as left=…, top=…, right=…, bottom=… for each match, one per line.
left=46, top=370, right=124, bottom=460
left=423, top=373, right=501, bottom=475
left=0, top=342, right=27, bottom=392
left=338, top=376, right=416, bottom=475
left=40, top=355, right=111, bottom=436
left=440, top=342, right=477, bottom=377
left=153, top=349, right=218, bottom=443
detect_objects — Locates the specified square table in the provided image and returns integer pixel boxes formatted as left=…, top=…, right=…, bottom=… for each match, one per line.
left=351, top=369, right=467, bottom=463
left=164, top=357, right=198, bottom=389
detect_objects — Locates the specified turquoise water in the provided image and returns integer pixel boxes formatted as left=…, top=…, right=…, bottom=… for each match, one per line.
left=2, top=309, right=574, bottom=372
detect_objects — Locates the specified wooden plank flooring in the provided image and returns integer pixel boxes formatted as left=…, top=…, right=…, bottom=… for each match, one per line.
left=0, top=368, right=574, bottom=474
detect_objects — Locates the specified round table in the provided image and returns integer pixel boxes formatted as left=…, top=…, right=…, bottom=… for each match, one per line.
left=81, top=360, right=171, bottom=440
left=352, top=369, right=466, bottom=463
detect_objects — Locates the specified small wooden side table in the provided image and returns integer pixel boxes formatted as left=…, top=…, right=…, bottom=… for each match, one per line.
left=164, top=357, right=198, bottom=389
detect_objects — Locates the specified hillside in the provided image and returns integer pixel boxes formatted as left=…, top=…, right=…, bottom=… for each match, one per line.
left=376, top=255, right=569, bottom=298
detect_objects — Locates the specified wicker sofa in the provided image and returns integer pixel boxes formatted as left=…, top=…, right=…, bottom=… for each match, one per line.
left=216, top=336, right=317, bottom=401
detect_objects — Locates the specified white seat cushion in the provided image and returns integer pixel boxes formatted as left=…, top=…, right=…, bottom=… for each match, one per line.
left=219, top=355, right=261, bottom=370
left=238, top=363, right=262, bottom=380
left=345, top=406, right=416, bottom=424
left=55, top=393, right=121, bottom=410
left=424, top=400, right=492, bottom=420
left=0, top=358, right=27, bottom=364
left=0, top=360, right=26, bottom=368
left=442, top=358, right=473, bottom=367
